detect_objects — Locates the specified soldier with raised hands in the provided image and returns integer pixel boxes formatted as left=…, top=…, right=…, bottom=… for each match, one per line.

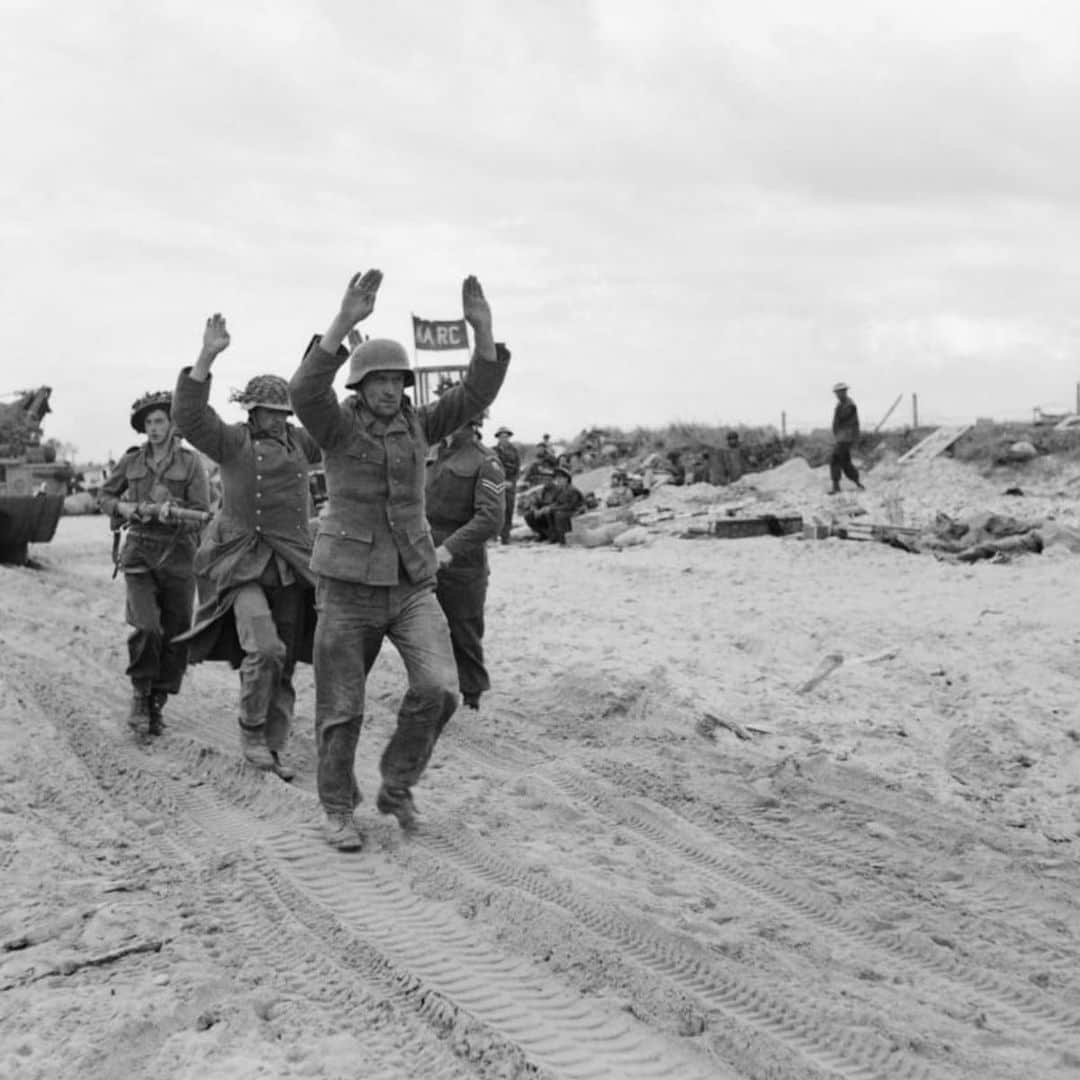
left=172, top=314, right=321, bottom=779
left=99, top=390, right=210, bottom=736
left=289, top=270, right=509, bottom=850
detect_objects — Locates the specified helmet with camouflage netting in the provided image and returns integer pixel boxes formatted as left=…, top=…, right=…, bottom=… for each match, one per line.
left=130, top=390, right=172, bottom=433
left=229, top=375, right=293, bottom=413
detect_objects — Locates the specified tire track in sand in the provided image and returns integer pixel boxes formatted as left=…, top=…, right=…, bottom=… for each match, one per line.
left=537, top=765, right=1080, bottom=1050
left=17, top=660, right=728, bottom=1080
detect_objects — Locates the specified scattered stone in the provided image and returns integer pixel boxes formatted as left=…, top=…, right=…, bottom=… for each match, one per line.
left=194, top=1009, right=219, bottom=1031
left=677, top=1008, right=706, bottom=1036
left=253, top=994, right=278, bottom=1021
left=864, top=821, right=897, bottom=841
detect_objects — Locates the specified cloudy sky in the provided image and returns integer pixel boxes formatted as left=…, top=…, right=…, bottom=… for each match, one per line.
left=5, top=0, right=1080, bottom=461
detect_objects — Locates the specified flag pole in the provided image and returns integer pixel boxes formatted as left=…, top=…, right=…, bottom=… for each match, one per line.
left=409, top=311, right=419, bottom=404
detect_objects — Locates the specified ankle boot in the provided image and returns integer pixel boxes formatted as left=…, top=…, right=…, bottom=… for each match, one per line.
left=128, top=682, right=151, bottom=735
left=148, top=690, right=167, bottom=736
left=239, top=724, right=275, bottom=770
left=376, top=783, right=418, bottom=832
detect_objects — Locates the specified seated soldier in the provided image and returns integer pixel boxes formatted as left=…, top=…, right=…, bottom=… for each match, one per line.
left=524, top=466, right=586, bottom=544
left=605, top=468, right=636, bottom=507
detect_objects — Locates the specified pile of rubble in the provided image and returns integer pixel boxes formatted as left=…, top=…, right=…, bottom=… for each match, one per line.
left=565, top=451, right=1080, bottom=560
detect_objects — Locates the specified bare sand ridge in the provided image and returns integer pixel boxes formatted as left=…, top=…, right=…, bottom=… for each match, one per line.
left=1, top=458, right=1078, bottom=1078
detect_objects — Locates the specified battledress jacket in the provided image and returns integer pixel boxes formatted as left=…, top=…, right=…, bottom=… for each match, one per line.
left=539, top=481, right=586, bottom=518
left=493, top=440, right=521, bottom=482
left=171, top=369, right=322, bottom=666
left=98, top=439, right=210, bottom=573
left=425, top=436, right=505, bottom=569
left=832, top=400, right=860, bottom=445
left=289, top=343, right=509, bottom=586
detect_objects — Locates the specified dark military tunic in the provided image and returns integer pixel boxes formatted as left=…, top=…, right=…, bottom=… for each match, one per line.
left=290, top=344, right=508, bottom=584
left=426, top=432, right=505, bottom=700
left=492, top=439, right=520, bottom=543
left=171, top=369, right=321, bottom=667
left=98, top=438, right=210, bottom=694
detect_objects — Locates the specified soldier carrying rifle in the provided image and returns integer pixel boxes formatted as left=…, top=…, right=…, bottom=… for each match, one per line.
left=99, top=390, right=210, bottom=736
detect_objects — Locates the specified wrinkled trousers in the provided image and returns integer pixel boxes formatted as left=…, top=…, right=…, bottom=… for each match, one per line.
left=232, top=580, right=305, bottom=752
left=501, top=486, right=517, bottom=543
left=830, top=442, right=860, bottom=488
left=314, top=576, right=458, bottom=815
left=436, top=564, right=490, bottom=700
left=125, top=566, right=195, bottom=695
left=525, top=508, right=574, bottom=543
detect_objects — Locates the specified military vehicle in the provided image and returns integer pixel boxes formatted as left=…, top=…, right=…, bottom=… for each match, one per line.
left=0, top=387, right=71, bottom=564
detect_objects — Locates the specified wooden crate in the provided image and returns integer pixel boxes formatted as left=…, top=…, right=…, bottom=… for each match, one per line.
left=709, top=515, right=804, bottom=539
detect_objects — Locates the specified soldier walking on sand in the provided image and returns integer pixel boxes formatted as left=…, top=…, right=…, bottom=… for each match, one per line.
left=829, top=381, right=864, bottom=494
left=99, top=391, right=210, bottom=737
left=491, top=421, right=519, bottom=543
left=426, top=415, right=505, bottom=712
left=289, top=268, right=509, bottom=851
left=171, top=315, right=322, bottom=780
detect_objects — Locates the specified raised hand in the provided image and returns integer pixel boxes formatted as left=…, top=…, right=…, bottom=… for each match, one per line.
left=347, top=328, right=368, bottom=350
left=202, top=313, right=231, bottom=357
left=462, top=275, right=492, bottom=333
left=339, top=269, right=383, bottom=328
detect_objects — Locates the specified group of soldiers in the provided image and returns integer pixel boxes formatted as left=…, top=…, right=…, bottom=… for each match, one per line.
left=99, top=270, right=510, bottom=851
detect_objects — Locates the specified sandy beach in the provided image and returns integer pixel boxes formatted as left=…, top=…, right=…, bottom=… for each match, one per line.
left=2, top=462, right=1078, bottom=1079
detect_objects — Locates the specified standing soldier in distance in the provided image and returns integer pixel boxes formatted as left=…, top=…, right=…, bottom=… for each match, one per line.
left=425, top=415, right=505, bottom=711
left=99, top=391, right=210, bottom=736
left=491, top=417, right=519, bottom=543
left=172, top=314, right=322, bottom=779
left=289, top=269, right=509, bottom=851
left=829, top=381, right=864, bottom=494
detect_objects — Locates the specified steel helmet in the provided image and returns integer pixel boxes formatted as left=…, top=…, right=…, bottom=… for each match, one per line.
left=832, top=381, right=849, bottom=392
left=345, top=338, right=415, bottom=389
left=130, top=390, right=172, bottom=433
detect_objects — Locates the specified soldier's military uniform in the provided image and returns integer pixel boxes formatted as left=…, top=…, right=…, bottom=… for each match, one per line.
left=830, top=382, right=863, bottom=493
left=524, top=467, right=586, bottom=544
left=425, top=424, right=505, bottom=709
left=98, top=391, right=210, bottom=735
left=289, top=335, right=508, bottom=838
left=172, top=372, right=320, bottom=778
left=492, top=425, right=520, bottom=544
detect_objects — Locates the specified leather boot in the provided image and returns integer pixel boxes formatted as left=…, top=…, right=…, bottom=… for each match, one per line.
left=239, top=724, right=275, bottom=770
left=148, top=690, right=167, bottom=736
left=322, top=811, right=363, bottom=851
left=269, top=751, right=295, bottom=781
left=128, top=681, right=151, bottom=736
left=376, top=783, right=418, bottom=833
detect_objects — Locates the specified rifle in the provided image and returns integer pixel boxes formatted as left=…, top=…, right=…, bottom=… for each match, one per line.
left=125, top=501, right=212, bottom=525
left=110, top=501, right=212, bottom=576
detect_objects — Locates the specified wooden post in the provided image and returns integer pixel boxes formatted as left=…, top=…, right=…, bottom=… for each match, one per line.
left=781, top=411, right=787, bottom=437
left=912, top=393, right=919, bottom=428
left=874, top=393, right=903, bottom=433
left=1075, top=381, right=1079, bottom=415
